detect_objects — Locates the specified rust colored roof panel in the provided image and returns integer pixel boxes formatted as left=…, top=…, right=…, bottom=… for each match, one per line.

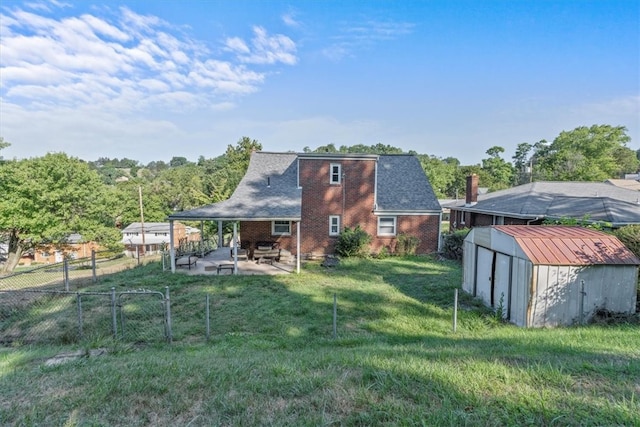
left=493, top=225, right=640, bottom=266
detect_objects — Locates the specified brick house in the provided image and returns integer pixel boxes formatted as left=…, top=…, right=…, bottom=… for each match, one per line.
left=168, top=151, right=442, bottom=270
left=449, top=175, right=640, bottom=231
left=34, top=234, right=101, bottom=264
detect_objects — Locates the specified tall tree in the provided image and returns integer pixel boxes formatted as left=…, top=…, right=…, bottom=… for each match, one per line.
left=481, top=146, right=514, bottom=190
left=535, top=125, right=638, bottom=180
left=512, top=142, right=533, bottom=185
left=199, top=137, right=263, bottom=204
left=0, top=153, right=120, bottom=273
left=418, top=155, right=460, bottom=198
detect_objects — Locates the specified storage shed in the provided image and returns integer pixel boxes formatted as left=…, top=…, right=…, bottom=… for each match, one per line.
left=463, top=226, right=639, bottom=327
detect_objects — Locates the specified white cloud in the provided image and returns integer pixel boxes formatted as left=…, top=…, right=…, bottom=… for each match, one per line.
left=0, top=4, right=294, bottom=115
left=226, top=26, right=297, bottom=65
left=282, top=12, right=301, bottom=28
left=322, top=18, right=414, bottom=61
left=0, top=3, right=301, bottom=161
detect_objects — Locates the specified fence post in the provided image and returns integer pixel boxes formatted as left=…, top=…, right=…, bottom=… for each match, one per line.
left=64, top=259, right=69, bottom=291
left=77, top=293, right=83, bottom=339
left=111, top=287, right=118, bottom=339
left=579, top=279, right=586, bottom=325
left=165, top=286, right=173, bottom=344
left=91, top=250, right=97, bottom=283
left=453, top=289, right=458, bottom=333
left=206, top=294, right=210, bottom=342
left=333, top=293, right=337, bottom=339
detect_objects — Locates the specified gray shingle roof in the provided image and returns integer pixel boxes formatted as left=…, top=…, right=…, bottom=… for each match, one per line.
left=169, top=152, right=302, bottom=221
left=376, top=155, right=441, bottom=212
left=169, top=152, right=441, bottom=221
left=454, top=181, right=640, bottom=226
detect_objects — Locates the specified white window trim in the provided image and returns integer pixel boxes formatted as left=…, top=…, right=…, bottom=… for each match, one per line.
left=377, top=216, right=397, bottom=236
left=272, top=220, right=291, bottom=236
left=329, top=215, right=340, bottom=236
left=330, top=163, right=341, bottom=184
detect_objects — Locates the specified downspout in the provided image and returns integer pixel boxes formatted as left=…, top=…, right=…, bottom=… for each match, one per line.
left=526, top=217, right=540, bottom=225
left=437, top=210, right=443, bottom=252
left=169, top=220, right=175, bottom=273
left=296, top=221, right=301, bottom=274
left=373, top=159, right=378, bottom=212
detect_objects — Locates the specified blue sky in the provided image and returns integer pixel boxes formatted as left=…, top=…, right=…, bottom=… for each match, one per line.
left=1, top=0, right=638, bottom=165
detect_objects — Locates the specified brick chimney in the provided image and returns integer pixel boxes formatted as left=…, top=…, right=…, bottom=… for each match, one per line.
left=465, top=174, right=478, bottom=206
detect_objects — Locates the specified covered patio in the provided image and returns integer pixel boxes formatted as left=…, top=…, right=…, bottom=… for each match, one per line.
left=174, top=246, right=296, bottom=275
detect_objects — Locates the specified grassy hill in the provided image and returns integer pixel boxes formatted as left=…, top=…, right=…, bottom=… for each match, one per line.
left=1, top=256, right=638, bottom=426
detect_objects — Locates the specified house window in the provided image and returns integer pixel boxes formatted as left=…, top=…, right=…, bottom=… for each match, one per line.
left=272, top=220, right=291, bottom=236
left=330, top=163, right=341, bottom=184
left=329, top=215, right=340, bottom=236
left=378, top=216, right=397, bottom=236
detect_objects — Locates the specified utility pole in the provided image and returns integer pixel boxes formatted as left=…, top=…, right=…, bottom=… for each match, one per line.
left=139, top=185, right=146, bottom=256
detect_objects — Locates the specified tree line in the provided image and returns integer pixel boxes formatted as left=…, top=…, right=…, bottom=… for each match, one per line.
left=0, top=125, right=638, bottom=273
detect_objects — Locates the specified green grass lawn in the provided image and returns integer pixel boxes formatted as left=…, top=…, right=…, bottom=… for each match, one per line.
left=1, top=256, right=638, bottom=426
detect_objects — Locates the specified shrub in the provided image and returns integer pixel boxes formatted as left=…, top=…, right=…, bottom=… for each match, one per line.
left=396, top=234, right=420, bottom=256
left=335, top=226, right=372, bottom=257
left=614, top=224, right=640, bottom=259
left=442, top=229, right=469, bottom=260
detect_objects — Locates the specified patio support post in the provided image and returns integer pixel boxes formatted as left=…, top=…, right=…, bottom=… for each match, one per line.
left=233, top=222, right=238, bottom=275
left=218, top=220, right=223, bottom=249
left=169, top=220, right=176, bottom=273
left=200, top=220, right=204, bottom=258
left=296, top=221, right=301, bottom=274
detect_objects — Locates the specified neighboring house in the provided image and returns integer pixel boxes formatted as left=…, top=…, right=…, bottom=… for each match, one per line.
left=121, top=222, right=199, bottom=257
left=34, top=234, right=101, bottom=264
left=463, top=225, right=639, bottom=327
left=605, top=178, right=640, bottom=191
left=169, top=151, right=442, bottom=264
left=449, top=175, right=640, bottom=231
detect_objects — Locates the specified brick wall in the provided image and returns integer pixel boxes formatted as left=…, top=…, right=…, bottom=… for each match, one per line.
left=240, top=221, right=298, bottom=255
left=299, top=157, right=440, bottom=257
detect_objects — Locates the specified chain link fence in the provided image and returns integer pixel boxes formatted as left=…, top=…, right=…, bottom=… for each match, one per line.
left=0, top=287, right=171, bottom=346
left=0, top=250, right=139, bottom=291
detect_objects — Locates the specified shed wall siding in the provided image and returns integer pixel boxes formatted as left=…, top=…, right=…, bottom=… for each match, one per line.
left=530, top=265, right=638, bottom=327
left=508, top=257, right=531, bottom=326
left=462, top=240, right=476, bottom=294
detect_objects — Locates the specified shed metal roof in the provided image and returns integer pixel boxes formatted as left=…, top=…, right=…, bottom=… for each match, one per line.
left=493, top=225, right=640, bottom=266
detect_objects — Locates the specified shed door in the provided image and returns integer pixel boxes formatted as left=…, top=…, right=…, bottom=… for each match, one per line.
left=475, top=247, right=511, bottom=317
left=476, top=247, right=493, bottom=306
left=493, top=253, right=511, bottom=318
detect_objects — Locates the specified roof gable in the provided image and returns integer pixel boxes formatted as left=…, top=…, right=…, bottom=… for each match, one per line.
left=169, top=152, right=302, bottom=221
left=376, top=155, right=441, bottom=212
left=171, top=152, right=441, bottom=220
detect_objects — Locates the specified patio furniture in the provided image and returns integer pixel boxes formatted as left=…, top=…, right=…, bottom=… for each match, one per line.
left=217, top=263, right=234, bottom=274
left=253, top=242, right=280, bottom=263
left=176, top=256, right=198, bottom=269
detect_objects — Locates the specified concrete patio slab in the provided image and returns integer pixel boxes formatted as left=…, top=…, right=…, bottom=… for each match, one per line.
left=174, top=247, right=296, bottom=275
